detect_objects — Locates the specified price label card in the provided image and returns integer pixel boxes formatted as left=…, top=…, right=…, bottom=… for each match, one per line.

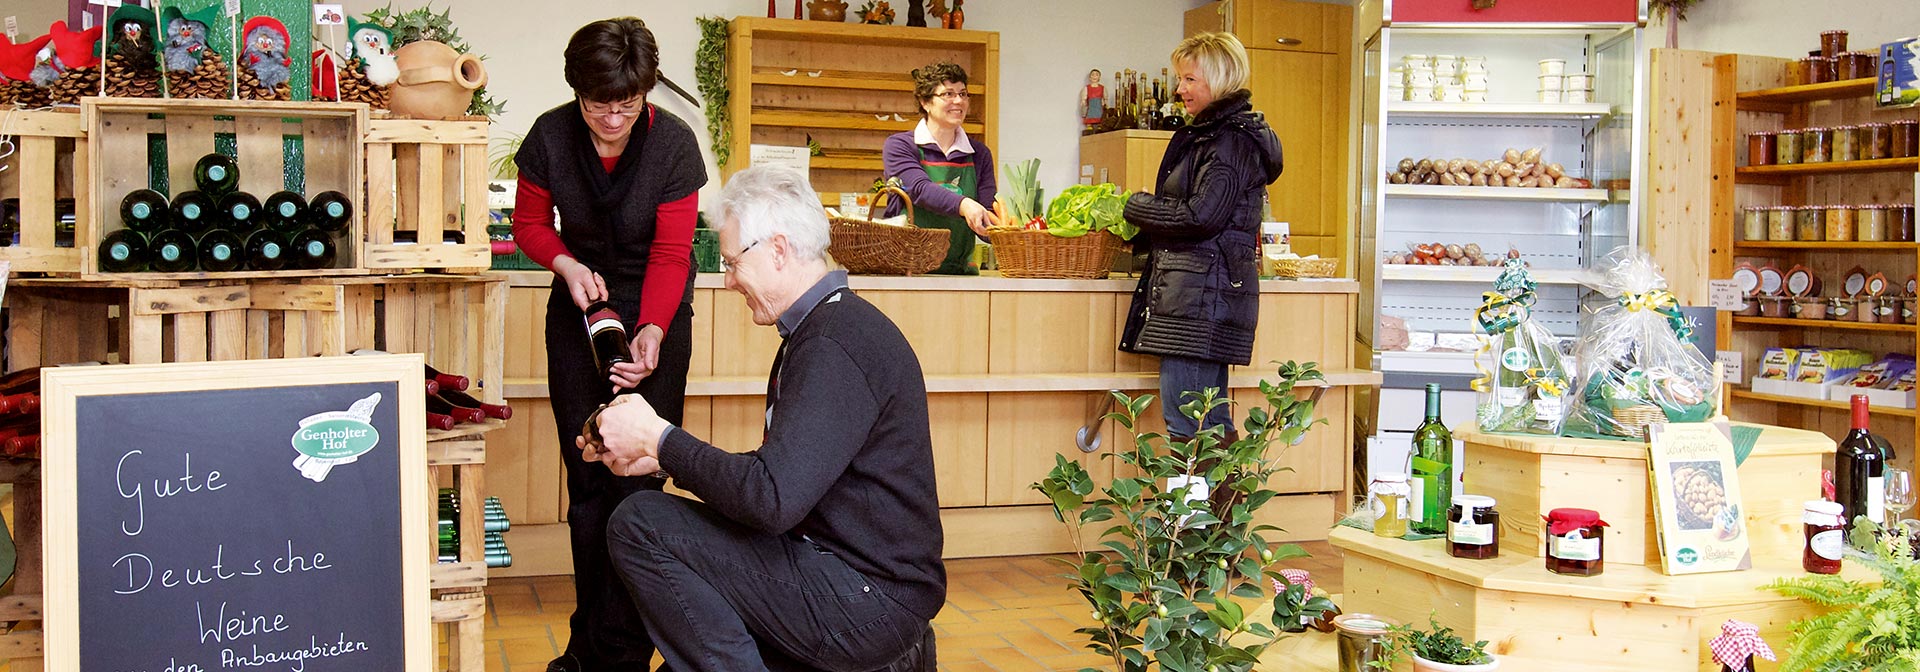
left=225, top=0, right=242, bottom=16
left=314, top=4, right=346, bottom=25
left=5, top=16, right=17, bottom=41
left=1716, top=351, right=1743, bottom=382
left=88, top=0, right=124, bottom=6
left=1709, top=279, right=1744, bottom=311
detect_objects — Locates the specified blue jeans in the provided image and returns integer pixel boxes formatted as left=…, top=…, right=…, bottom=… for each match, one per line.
left=1160, top=355, right=1233, bottom=438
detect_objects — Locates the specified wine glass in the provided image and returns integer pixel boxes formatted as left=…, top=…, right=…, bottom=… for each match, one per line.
left=1887, top=468, right=1915, bottom=527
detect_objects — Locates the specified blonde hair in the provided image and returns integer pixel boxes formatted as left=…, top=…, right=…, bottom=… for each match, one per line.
left=1172, top=32, right=1250, bottom=95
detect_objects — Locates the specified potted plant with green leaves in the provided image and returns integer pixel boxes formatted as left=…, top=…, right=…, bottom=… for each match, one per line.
left=1764, top=518, right=1920, bottom=671
left=1372, top=614, right=1500, bottom=672
left=1032, top=361, right=1333, bottom=672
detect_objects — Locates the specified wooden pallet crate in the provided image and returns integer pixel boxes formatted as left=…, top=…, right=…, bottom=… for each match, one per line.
left=0, top=460, right=45, bottom=671
left=80, top=98, right=369, bottom=280
left=0, top=109, right=88, bottom=275
left=4, top=277, right=353, bottom=368
left=333, top=273, right=508, bottom=405
left=428, top=435, right=489, bottom=672
left=363, top=115, right=492, bottom=274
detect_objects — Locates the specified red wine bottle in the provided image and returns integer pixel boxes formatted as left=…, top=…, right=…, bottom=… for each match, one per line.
left=4, top=434, right=38, bottom=458
left=427, top=366, right=469, bottom=392
left=0, top=393, right=38, bottom=416
left=583, top=301, right=631, bottom=379
left=439, top=388, right=511, bottom=420
left=427, top=393, right=486, bottom=424
left=425, top=378, right=440, bottom=397
left=1836, top=395, right=1889, bottom=535
left=426, top=412, right=457, bottom=431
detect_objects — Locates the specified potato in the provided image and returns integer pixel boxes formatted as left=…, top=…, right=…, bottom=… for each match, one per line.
left=1554, top=176, right=1575, bottom=188
left=1398, top=158, right=1417, bottom=173
left=1521, top=147, right=1543, bottom=164
left=1545, top=163, right=1565, bottom=179
left=1505, top=175, right=1524, bottom=187
left=1439, top=172, right=1458, bottom=186
left=1503, top=148, right=1523, bottom=164
left=1447, top=158, right=1468, bottom=173
left=1469, top=173, right=1488, bottom=186
left=1446, top=244, right=1465, bottom=259
left=1518, top=175, right=1539, bottom=188
left=1496, top=162, right=1517, bottom=178
left=1388, top=172, right=1408, bottom=184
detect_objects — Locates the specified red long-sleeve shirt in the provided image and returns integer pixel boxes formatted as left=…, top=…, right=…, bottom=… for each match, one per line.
left=513, top=148, right=698, bottom=335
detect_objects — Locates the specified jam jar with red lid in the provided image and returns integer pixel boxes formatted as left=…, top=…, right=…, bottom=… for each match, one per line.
left=1545, top=508, right=1608, bottom=576
left=1803, top=499, right=1844, bottom=574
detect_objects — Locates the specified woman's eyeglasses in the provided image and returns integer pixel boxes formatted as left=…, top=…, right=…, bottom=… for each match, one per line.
left=929, top=91, right=969, bottom=102
left=582, top=97, right=646, bottom=117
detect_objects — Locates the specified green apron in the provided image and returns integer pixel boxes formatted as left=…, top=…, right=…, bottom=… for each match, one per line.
left=914, top=146, right=979, bottom=275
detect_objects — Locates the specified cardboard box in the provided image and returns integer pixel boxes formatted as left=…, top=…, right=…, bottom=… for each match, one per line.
left=1879, top=37, right=1920, bottom=109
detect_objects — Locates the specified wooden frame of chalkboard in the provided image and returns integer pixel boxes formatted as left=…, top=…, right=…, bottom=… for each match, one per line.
left=39, top=354, right=431, bottom=672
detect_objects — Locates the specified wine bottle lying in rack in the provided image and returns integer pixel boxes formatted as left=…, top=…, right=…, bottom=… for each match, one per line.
left=0, top=393, right=39, bottom=416
left=170, top=191, right=216, bottom=234
left=438, top=388, right=511, bottom=420
left=245, top=228, right=290, bottom=271
left=198, top=229, right=246, bottom=272
left=427, top=393, right=487, bottom=425
left=263, top=191, right=307, bottom=232
left=4, top=435, right=39, bottom=458
left=307, top=191, right=352, bottom=233
left=427, top=412, right=457, bottom=431
left=427, top=366, right=469, bottom=392
left=289, top=228, right=337, bottom=270
left=148, top=229, right=198, bottom=273
left=99, top=230, right=149, bottom=273
left=120, top=189, right=170, bottom=232
left=194, top=153, right=239, bottom=195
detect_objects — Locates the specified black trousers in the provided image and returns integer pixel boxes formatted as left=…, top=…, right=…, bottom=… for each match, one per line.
left=547, top=288, right=694, bottom=671
left=607, top=491, right=925, bottom=672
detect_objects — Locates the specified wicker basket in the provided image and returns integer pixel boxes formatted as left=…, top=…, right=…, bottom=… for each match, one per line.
left=987, top=228, right=1126, bottom=279
left=1610, top=404, right=1668, bottom=439
left=827, top=186, right=949, bottom=276
left=1269, top=257, right=1339, bottom=279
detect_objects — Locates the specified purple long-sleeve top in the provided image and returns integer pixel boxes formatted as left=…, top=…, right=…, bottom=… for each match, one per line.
left=879, top=121, right=997, bottom=221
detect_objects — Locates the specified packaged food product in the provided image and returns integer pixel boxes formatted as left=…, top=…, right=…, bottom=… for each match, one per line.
left=1564, top=248, right=1719, bottom=440
left=1473, top=259, right=1570, bottom=435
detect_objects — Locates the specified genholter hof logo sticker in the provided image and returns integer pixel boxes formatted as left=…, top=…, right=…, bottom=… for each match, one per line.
left=291, top=393, right=383, bottom=482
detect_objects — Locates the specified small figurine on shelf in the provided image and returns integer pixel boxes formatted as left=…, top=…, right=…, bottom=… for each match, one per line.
left=1707, top=620, right=1775, bottom=672
left=945, top=0, right=966, bottom=28
left=768, top=0, right=778, bottom=18
left=103, top=5, right=161, bottom=98
left=0, top=35, right=54, bottom=108
left=907, top=0, right=927, bottom=26
left=807, top=0, right=850, bottom=21
left=161, top=6, right=227, bottom=99
left=239, top=17, right=292, bottom=101
left=338, top=18, right=394, bottom=108
left=858, top=1, right=897, bottom=25
left=36, top=21, right=103, bottom=104
left=311, top=44, right=343, bottom=100
left=1080, top=68, right=1105, bottom=133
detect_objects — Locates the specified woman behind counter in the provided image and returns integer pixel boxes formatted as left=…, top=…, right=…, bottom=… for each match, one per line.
left=881, top=61, right=997, bottom=275
left=1119, top=32, right=1284, bottom=443
left=510, top=17, right=706, bottom=672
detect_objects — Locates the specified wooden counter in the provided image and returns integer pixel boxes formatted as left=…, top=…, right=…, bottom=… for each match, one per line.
left=1335, top=425, right=1848, bottom=672
left=487, top=271, right=1376, bottom=576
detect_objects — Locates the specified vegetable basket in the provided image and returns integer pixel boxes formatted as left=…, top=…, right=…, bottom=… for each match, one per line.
left=987, top=227, right=1126, bottom=280
left=1269, top=257, right=1339, bottom=279
left=827, top=186, right=949, bottom=276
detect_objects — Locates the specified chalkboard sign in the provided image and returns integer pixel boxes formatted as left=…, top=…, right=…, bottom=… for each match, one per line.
left=42, top=355, right=430, bottom=671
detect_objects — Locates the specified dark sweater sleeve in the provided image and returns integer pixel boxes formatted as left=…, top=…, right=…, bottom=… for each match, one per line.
left=974, top=143, right=997, bottom=213
left=1123, top=132, right=1262, bottom=241
left=881, top=132, right=964, bottom=216
left=657, top=335, right=878, bottom=534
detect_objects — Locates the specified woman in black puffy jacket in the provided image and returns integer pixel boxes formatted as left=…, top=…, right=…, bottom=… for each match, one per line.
left=1120, top=31, right=1285, bottom=442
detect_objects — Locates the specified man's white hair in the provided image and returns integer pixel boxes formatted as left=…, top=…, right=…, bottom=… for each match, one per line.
left=715, top=165, right=831, bottom=262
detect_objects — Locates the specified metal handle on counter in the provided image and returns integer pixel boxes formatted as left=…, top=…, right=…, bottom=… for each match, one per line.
left=1076, top=390, right=1120, bottom=453
left=1275, top=37, right=1303, bottom=46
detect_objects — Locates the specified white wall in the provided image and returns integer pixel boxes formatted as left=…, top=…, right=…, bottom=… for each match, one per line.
left=1653, top=0, right=1920, bottom=58
left=337, top=0, right=1216, bottom=206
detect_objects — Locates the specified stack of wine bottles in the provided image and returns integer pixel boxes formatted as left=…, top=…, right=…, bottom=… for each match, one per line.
left=100, top=152, right=349, bottom=273
left=437, top=488, right=512, bottom=568
left=425, top=365, right=511, bottom=431
left=0, top=368, right=41, bottom=459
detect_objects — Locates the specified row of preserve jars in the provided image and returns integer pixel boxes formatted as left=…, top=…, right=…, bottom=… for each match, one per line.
left=1747, top=121, right=1920, bottom=166
left=1743, top=204, right=1917, bottom=242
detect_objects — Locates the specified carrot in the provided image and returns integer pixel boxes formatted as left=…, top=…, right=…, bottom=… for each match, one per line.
left=993, top=198, right=1011, bottom=229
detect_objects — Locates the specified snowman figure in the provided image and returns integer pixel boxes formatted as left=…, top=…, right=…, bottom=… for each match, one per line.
left=349, top=22, right=398, bottom=87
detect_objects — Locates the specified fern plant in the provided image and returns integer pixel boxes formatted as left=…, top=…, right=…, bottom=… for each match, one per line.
left=363, top=4, right=507, bottom=117
left=1032, top=361, right=1332, bottom=672
left=1765, top=519, right=1920, bottom=672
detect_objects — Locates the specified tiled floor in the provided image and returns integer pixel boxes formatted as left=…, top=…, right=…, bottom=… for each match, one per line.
left=477, top=541, right=1344, bottom=672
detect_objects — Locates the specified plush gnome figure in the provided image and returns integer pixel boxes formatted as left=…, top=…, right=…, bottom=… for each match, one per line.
left=162, top=11, right=212, bottom=73
left=346, top=19, right=397, bottom=86
left=311, top=44, right=343, bottom=100
left=241, top=17, right=292, bottom=90
left=0, top=35, right=51, bottom=84
left=109, top=6, right=160, bottom=73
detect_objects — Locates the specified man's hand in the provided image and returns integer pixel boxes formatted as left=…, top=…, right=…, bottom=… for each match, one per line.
left=610, top=324, right=663, bottom=392
left=552, top=256, right=608, bottom=311
left=579, top=393, right=669, bottom=476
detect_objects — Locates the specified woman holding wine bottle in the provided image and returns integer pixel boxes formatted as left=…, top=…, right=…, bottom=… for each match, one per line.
left=510, top=17, right=706, bottom=672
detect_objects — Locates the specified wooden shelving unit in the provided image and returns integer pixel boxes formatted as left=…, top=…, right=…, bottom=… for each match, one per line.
left=1710, top=53, right=1920, bottom=454
left=726, top=18, right=998, bottom=196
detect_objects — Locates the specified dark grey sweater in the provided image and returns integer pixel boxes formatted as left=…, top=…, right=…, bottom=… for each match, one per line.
left=657, top=287, right=947, bottom=619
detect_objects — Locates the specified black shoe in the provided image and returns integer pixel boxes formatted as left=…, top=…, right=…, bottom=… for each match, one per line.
left=546, top=654, right=582, bottom=672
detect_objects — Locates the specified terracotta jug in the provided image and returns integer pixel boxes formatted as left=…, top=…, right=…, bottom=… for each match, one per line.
left=389, top=40, right=487, bottom=119
left=807, top=0, right=849, bottom=22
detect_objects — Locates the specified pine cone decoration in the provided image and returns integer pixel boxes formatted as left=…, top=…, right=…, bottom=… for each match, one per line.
left=165, top=51, right=232, bottom=99
left=104, top=53, right=163, bottom=98
left=4, top=80, right=51, bottom=109
left=49, top=66, right=102, bottom=105
left=336, top=58, right=390, bottom=109
left=237, top=67, right=289, bottom=101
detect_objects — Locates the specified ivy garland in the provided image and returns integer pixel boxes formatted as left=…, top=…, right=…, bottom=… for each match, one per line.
left=695, top=16, right=732, bottom=169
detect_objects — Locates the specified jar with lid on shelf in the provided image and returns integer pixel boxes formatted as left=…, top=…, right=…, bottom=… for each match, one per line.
left=1858, top=295, right=1883, bottom=323
left=1786, top=58, right=1813, bottom=87
left=1858, top=204, right=1888, bottom=242
left=1545, top=508, right=1608, bottom=576
left=1840, top=51, right=1875, bottom=79
left=1797, top=295, right=1828, bottom=319
left=1821, top=30, right=1848, bottom=59
left=1796, top=206, right=1825, bottom=241
left=1893, top=205, right=1915, bottom=242
left=1776, top=130, right=1804, bottom=165
left=1742, top=206, right=1768, bottom=241
left=1833, top=125, right=1860, bottom=162
left=1864, top=122, right=1892, bottom=159
left=1747, top=132, right=1777, bottom=166
left=1879, top=295, right=1905, bottom=324
left=1825, top=205, right=1856, bottom=242
left=1447, top=495, right=1500, bottom=559
left=1768, top=206, right=1795, bottom=241
left=1830, top=296, right=1856, bottom=321
left=1369, top=473, right=1410, bottom=538
left=1802, top=56, right=1832, bottom=85
left=1804, top=127, right=1833, bottom=163
left=1893, top=120, right=1919, bottom=158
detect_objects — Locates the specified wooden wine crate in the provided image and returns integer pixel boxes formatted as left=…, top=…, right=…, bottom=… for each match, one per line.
left=0, top=459, right=46, bottom=671
left=3, top=277, right=352, bottom=368
left=362, top=115, right=493, bottom=275
left=79, top=97, right=369, bottom=280
left=333, top=273, right=509, bottom=407
left=0, top=109, right=88, bottom=275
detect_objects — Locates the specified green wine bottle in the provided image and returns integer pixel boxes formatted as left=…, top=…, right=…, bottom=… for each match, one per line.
left=119, top=189, right=170, bottom=232
left=197, top=229, right=245, bottom=272
left=290, top=228, right=337, bottom=270
left=217, top=192, right=262, bottom=231
left=245, top=228, right=290, bottom=271
left=307, top=191, right=352, bottom=233
left=193, top=153, right=240, bottom=195
left=1409, top=383, right=1454, bottom=535
left=263, top=191, right=307, bottom=232
left=170, top=191, right=216, bottom=234
left=98, top=230, right=149, bottom=273
left=147, top=229, right=197, bottom=273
